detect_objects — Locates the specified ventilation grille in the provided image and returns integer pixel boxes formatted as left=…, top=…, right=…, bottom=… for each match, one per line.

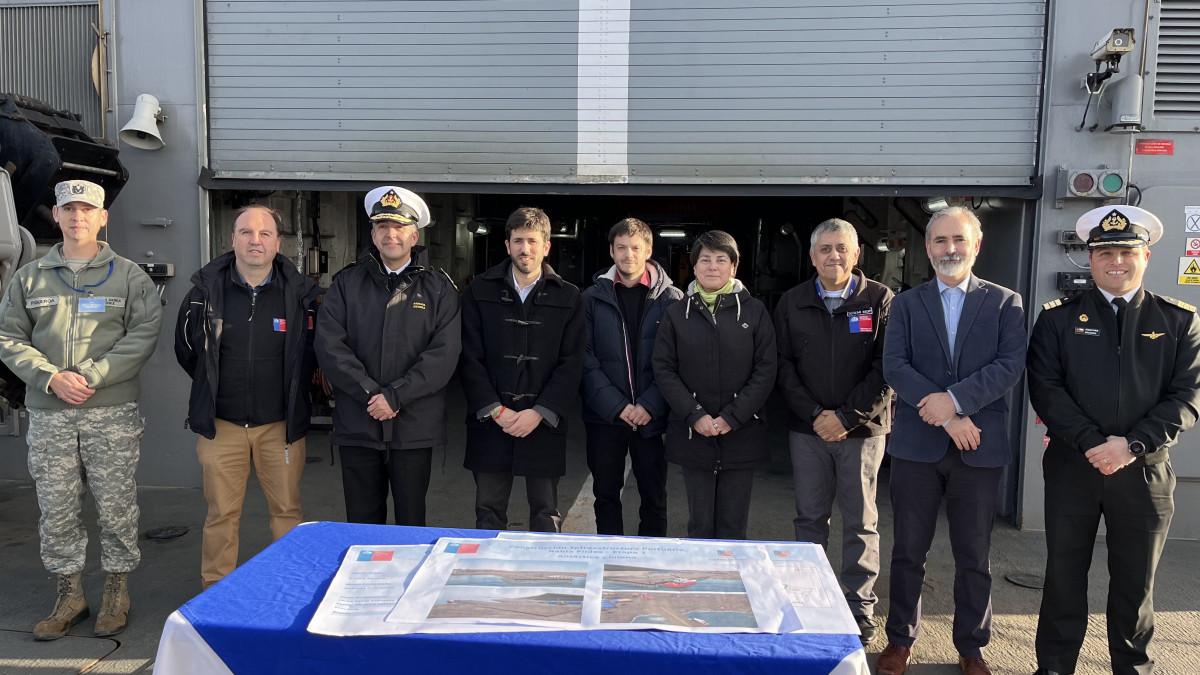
left=0, top=3, right=102, bottom=136
left=1155, top=0, right=1200, bottom=117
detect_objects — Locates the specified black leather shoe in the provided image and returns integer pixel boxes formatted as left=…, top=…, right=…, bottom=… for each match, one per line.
left=1032, top=669, right=1068, bottom=675
left=854, top=614, right=878, bottom=645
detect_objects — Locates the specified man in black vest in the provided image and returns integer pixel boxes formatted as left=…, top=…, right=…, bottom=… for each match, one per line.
left=460, top=207, right=584, bottom=532
left=176, top=205, right=321, bottom=589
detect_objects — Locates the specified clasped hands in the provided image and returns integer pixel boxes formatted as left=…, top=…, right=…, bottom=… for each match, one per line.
left=813, top=410, right=848, bottom=442
left=1084, top=435, right=1135, bottom=476
left=367, top=393, right=398, bottom=421
left=692, top=414, right=730, bottom=437
left=619, top=403, right=651, bottom=429
left=50, top=371, right=95, bottom=405
left=490, top=406, right=543, bottom=438
left=918, top=391, right=980, bottom=451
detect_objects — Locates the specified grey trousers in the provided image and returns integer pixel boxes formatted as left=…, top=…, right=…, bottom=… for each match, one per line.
left=789, top=431, right=886, bottom=616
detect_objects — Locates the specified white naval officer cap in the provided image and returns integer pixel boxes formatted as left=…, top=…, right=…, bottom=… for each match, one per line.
left=363, top=186, right=431, bottom=229
left=1075, top=205, right=1163, bottom=249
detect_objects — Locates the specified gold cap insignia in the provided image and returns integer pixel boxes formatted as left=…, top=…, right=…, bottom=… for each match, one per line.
left=1079, top=314, right=1089, bottom=322
left=1142, top=331, right=1165, bottom=340
left=380, top=190, right=402, bottom=209
left=1100, top=210, right=1129, bottom=232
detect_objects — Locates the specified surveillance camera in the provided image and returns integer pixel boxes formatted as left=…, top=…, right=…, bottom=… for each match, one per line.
left=1091, top=28, right=1135, bottom=62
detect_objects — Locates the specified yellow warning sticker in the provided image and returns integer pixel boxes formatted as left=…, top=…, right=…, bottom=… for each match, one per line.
left=1180, top=257, right=1200, bottom=284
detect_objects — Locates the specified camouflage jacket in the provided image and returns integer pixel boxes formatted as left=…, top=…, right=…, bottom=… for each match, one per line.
left=0, top=242, right=163, bottom=409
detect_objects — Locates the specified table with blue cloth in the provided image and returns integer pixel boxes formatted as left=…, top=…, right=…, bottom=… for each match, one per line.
left=153, top=522, right=866, bottom=675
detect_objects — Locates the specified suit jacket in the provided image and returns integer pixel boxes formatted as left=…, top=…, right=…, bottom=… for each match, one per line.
left=883, top=274, right=1026, bottom=468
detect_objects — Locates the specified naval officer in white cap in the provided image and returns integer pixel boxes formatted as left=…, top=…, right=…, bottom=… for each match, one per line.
left=315, top=186, right=461, bottom=526
left=1028, top=205, right=1200, bottom=675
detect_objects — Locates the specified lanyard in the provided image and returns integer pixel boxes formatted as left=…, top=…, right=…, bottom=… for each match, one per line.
left=55, top=260, right=114, bottom=295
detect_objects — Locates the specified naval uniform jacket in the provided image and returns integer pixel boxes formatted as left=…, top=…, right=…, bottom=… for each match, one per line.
left=460, top=260, right=584, bottom=477
left=1028, top=287, right=1200, bottom=465
left=315, top=245, right=462, bottom=451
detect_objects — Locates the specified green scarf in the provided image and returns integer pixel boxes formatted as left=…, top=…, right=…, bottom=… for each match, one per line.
left=697, top=279, right=735, bottom=312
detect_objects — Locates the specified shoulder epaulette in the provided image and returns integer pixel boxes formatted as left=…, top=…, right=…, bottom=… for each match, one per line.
left=439, top=268, right=460, bottom=293
left=1041, top=297, right=1069, bottom=311
left=1160, top=295, right=1198, bottom=313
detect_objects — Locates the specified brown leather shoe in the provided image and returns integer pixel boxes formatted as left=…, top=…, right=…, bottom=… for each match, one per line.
left=959, top=655, right=992, bottom=675
left=876, top=643, right=913, bottom=675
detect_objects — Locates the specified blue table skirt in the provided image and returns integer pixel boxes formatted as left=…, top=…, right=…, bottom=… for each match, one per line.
left=181, top=522, right=862, bottom=675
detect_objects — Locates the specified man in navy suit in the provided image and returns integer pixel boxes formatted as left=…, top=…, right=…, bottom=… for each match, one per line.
left=876, top=207, right=1026, bottom=675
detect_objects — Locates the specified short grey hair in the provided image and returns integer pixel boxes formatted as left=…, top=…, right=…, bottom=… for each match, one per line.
left=927, top=206, right=982, bottom=241
left=809, top=218, right=859, bottom=252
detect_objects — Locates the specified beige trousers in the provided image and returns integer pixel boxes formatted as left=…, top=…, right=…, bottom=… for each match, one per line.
left=197, top=419, right=304, bottom=588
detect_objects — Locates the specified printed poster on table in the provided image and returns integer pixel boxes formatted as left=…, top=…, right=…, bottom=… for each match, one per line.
left=498, top=532, right=859, bottom=635
left=384, top=536, right=799, bottom=634
left=307, top=544, right=432, bottom=636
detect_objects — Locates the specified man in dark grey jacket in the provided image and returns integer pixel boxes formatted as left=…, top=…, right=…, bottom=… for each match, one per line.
left=581, top=218, right=683, bottom=536
left=774, top=217, right=892, bottom=645
left=315, top=186, right=461, bottom=526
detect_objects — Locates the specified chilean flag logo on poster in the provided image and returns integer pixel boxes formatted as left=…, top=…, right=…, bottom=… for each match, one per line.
left=445, top=542, right=480, bottom=554
left=356, top=549, right=394, bottom=562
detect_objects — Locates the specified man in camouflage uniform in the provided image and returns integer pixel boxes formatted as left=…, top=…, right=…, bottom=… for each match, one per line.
left=0, top=180, right=162, bottom=640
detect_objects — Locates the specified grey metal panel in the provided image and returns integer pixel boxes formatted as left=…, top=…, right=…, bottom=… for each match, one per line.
left=0, top=3, right=102, bottom=136
left=625, top=0, right=1045, bottom=186
left=206, top=0, right=580, bottom=181
left=206, top=0, right=1046, bottom=187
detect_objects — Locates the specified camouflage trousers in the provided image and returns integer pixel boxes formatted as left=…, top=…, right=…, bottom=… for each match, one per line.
left=26, top=402, right=144, bottom=574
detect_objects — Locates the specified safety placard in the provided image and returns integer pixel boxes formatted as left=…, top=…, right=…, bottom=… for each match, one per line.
left=1135, top=139, right=1174, bottom=155
left=1188, top=238, right=1200, bottom=257
left=1180, top=257, right=1200, bottom=285
left=1188, top=206, right=1200, bottom=233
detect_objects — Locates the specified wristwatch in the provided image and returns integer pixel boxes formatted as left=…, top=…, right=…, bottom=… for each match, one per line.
left=1128, top=440, right=1147, bottom=458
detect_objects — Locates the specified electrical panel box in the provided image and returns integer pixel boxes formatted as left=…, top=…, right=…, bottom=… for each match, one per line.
left=1056, top=272, right=1094, bottom=293
left=1056, top=230, right=1086, bottom=248
left=136, top=263, right=175, bottom=278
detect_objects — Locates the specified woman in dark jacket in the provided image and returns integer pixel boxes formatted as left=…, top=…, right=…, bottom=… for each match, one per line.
left=652, top=230, right=777, bottom=539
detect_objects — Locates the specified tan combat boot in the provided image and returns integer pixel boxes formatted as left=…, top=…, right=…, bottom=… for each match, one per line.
left=93, top=572, right=130, bottom=637
left=33, top=572, right=90, bottom=640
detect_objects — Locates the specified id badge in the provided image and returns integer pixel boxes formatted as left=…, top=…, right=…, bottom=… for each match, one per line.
left=78, top=297, right=105, bottom=313
left=848, top=310, right=873, bottom=334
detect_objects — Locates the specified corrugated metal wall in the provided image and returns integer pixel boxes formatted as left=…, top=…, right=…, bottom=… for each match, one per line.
left=0, top=3, right=103, bottom=137
left=205, top=0, right=1046, bottom=188
left=207, top=1, right=581, bottom=182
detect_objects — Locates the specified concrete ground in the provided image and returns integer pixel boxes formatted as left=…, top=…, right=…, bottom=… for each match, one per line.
left=0, top=387, right=1197, bottom=674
